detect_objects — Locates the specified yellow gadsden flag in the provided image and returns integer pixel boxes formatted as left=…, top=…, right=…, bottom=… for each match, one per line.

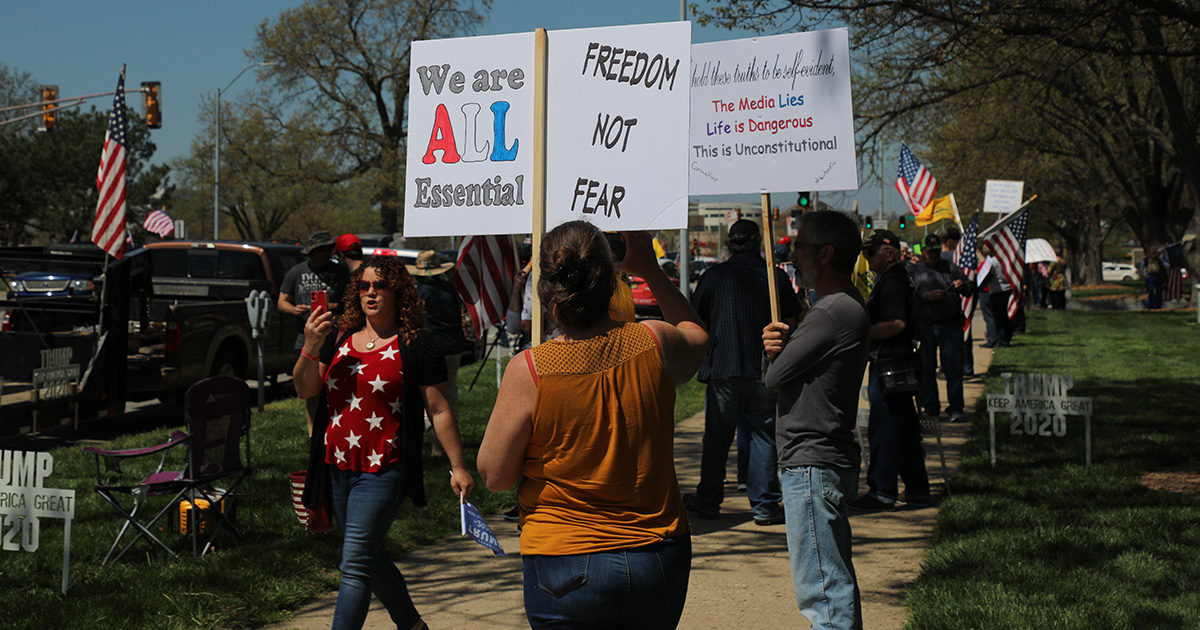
left=652, top=237, right=667, bottom=259
left=915, top=193, right=957, bottom=227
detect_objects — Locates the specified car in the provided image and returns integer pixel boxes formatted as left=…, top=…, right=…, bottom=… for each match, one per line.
left=7, top=270, right=100, bottom=299
left=628, top=258, right=681, bottom=319
left=1101, top=262, right=1139, bottom=282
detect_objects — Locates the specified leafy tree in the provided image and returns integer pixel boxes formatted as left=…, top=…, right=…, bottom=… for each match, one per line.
left=249, top=0, right=491, bottom=235
left=695, top=0, right=1200, bottom=283
left=171, top=93, right=379, bottom=242
left=0, top=104, right=171, bottom=245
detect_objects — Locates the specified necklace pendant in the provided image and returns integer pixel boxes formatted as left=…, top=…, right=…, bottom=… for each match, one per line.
left=366, top=340, right=376, bottom=350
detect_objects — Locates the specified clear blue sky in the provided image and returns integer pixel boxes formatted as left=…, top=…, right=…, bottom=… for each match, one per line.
left=2, top=0, right=899, bottom=216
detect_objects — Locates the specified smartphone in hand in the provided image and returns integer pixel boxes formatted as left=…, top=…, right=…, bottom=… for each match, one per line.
left=310, top=289, right=328, bottom=314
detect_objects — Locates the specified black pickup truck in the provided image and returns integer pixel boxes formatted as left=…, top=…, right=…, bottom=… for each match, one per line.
left=0, top=240, right=304, bottom=437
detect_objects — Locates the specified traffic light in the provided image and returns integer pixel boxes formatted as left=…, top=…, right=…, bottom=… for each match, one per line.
left=864, top=215, right=874, bottom=230
left=141, top=81, right=162, bottom=129
left=771, top=206, right=780, bottom=221
left=797, top=191, right=812, bottom=212
left=897, top=213, right=909, bottom=229
left=39, top=85, right=58, bottom=132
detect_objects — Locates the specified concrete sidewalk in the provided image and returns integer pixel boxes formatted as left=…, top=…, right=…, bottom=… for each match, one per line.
left=264, top=314, right=993, bottom=630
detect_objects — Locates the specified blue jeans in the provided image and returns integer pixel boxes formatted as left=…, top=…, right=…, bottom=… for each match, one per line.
left=866, top=364, right=929, bottom=502
left=780, top=466, right=863, bottom=630
left=523, top=536, right=691, bottom=629
left=694, top=378, right=782, bottom=520
left=917, top=320, right=965, bottom=415
left=330, top=466, right=419, bottom=630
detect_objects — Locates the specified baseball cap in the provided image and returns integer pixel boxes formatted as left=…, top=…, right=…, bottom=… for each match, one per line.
left=862, top=229, right=900, bottom=250
left=923, top=234, right=943, bottom=250
left=729, top=218, right=760, bottom=239
left=334, top=233, right=361, bottom=253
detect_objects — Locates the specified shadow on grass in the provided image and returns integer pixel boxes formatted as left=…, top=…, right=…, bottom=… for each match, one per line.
left=907, top=311, right=1200, bottom=629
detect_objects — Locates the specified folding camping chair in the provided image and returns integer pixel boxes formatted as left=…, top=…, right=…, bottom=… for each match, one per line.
left=83, top=376, right=253, bottom=564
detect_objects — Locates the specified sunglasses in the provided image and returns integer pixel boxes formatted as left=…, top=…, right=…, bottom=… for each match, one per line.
left=356, top=279, right=390, bottom=293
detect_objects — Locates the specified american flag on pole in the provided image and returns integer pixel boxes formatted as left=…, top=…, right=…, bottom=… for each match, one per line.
left=1164, top=244, right=1185, bottom=302
left=980, top=205, right=1029, bottom=319
left=895, top=144, right=938, bottom=216
left=455, top=235, right=516, bottom=340
left=1165, top=267, right=1184, bottom=302
left=953, top=214, right=979, bottom=342
left=92, top=67, right=128, bottom=259
left=142, top=209, right=174, bottom=238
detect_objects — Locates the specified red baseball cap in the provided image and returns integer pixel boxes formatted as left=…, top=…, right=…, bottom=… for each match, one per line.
left=334, top=233, right=361, bottom=253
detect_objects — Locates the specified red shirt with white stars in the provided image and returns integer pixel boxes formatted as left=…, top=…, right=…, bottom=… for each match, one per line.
left=323, top=336, right=405, bottom=472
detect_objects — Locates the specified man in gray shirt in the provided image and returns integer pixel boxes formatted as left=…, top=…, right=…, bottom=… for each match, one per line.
left=763, top=210, right=870, bottom=630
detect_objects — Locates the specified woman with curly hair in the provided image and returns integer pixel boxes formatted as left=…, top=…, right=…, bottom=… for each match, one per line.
left=478, top=221, right=709, bottom=629
left=294, top=255, right=474, bottom=630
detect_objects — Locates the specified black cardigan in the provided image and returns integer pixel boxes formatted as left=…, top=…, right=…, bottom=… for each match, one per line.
left=302, top=328, right=447, bottom=510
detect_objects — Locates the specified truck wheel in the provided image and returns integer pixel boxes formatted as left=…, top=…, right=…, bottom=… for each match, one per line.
left=210, top=348, right=245, bottom=379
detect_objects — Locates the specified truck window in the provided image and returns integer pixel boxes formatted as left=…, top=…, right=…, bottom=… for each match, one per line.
left=187, top=253, right=217, bottom=279
left=150, top=250, right=188, bottom=278
left=219, top=251, right=266, bottom=280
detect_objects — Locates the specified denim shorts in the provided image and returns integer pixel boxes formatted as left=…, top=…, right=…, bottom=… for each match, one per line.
left=523, top=535, right=691, bottom=630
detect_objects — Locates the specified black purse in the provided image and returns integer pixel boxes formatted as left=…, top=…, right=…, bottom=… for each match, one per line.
left=876, top=350, right=921, bottom=397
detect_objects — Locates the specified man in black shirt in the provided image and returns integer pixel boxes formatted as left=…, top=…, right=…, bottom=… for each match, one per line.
left=850, top=230, right=930, bottom=510
left=907, top=234, right=974, bottom=422
left=280, top=230, right=349, bottom=435
left=683, top=219, right=802, bottom=525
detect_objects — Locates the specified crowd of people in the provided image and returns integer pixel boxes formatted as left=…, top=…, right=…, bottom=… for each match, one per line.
left=281, top=214, right=1057, bottom=630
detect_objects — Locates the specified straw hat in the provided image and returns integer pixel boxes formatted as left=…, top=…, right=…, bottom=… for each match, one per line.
left=406, top=250, right=454, bottom=276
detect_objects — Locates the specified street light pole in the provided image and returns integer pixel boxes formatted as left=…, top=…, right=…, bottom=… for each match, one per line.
left=213, top=62, right=272, bottom=240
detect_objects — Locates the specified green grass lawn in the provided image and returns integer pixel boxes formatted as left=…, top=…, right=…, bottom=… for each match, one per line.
left=907, top=310, right=1200, bottom=629
left=1, top=352, right=706, bottom=630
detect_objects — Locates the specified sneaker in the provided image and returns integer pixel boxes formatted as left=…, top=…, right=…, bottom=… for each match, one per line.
left=736, top=483, right=748, bottom=493
left=502, top=505, right=519, bottom=522
left=848, top=494, right=896, bottom=511
left=754, top=513, right=785, bottom=526
left=682, top=493, right=719, bottom=519
left=899, top=492, right=932, bottom=507
left=948, top=411, right=966, bottom=423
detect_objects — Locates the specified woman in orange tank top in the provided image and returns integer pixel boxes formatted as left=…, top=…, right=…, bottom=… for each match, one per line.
left=479, top=221, right=709, bottom=630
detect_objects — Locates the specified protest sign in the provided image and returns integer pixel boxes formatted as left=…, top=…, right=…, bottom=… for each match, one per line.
left=983, top=179, right=1025, bottom=214
left=545, top=21, right=692, bottom=231
left=0, top=450, right=76, bottom=594
left=688, top=29, right=858, bottom=196
left=404, top=32, right=536, bottom=237
left=985, top=372, right=1093, bottom=466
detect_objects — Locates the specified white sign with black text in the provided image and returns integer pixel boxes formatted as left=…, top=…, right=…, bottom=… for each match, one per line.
left=983, top=179, right=1025, bottom=214
left=404, top=32, right=536, bottom=237
left=689, top=29, right=858, bottom=196
left=546, top=21, right=692, bottom=231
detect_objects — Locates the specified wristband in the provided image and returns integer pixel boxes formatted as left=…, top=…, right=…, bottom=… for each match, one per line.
left=300, top=349, right=319, bottom=362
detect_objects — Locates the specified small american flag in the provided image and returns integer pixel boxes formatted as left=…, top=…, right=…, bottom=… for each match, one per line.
left=92, top=67, right=128, bottom=259
left=142, top=209, right=174, bottom=238
left=1165, top=267, right=1184, bottom=302
left=980, top=206, right=1029, bottom=319
left=455, top=235, right=516, bottom=340
left=895, top=144, right=938, bottom=216
left=954, top=214, right=979, bottom=342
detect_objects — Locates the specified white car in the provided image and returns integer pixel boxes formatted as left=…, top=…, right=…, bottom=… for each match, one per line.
left=1101, top=262, right=1139, bottom=282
